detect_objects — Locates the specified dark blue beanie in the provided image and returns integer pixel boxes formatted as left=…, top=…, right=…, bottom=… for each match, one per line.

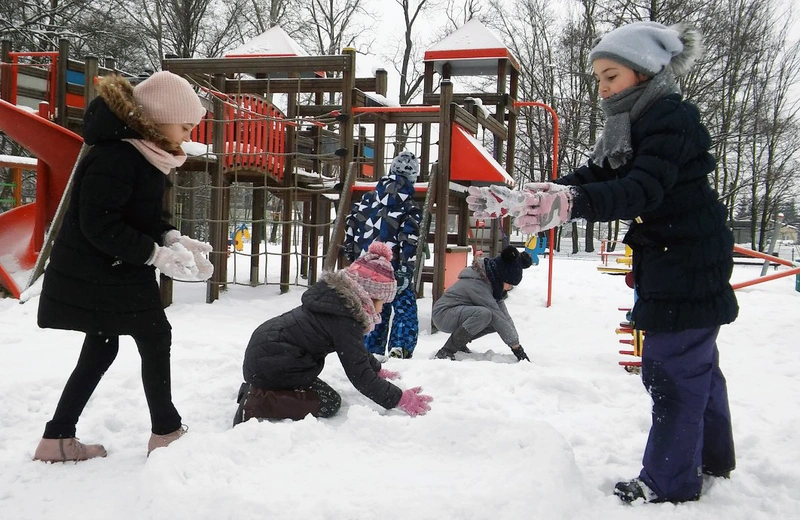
left=483, top=246, right=533, bottom=300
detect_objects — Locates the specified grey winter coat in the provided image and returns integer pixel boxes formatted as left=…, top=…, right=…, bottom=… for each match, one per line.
left=243, top=270, right=403, bottom=410
left=431, top=260, right=520, bottom=347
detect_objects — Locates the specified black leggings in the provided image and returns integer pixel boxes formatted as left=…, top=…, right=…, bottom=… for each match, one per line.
left=43, top=332, right=182, bottom=438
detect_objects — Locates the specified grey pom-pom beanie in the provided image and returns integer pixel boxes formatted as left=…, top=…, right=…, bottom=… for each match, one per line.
left=589, top=21, right=702, bottom=77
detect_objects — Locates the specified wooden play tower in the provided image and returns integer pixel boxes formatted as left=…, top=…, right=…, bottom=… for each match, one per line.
left=0, top=21, right=560, bottom=309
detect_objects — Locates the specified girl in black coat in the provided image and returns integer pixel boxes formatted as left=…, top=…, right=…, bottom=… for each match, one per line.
left=468, top=23, right=737, bottom=504
left=34, top=72, right=212, bottom=462
left=233, top=241, right=432, bottom=424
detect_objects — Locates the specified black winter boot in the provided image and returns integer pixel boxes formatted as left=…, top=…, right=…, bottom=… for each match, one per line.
left=435, top=327, right=473, bottom=360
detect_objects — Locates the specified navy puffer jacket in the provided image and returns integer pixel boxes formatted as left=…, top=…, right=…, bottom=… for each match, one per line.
left=559, top=94, right=738, bottom=333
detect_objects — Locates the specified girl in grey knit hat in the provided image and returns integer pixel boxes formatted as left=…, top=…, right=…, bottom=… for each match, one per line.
left=467, top=21, right=738, bottom=505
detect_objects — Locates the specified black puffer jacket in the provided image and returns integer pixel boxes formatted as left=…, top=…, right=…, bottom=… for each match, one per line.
left=38, top=76, right=177, bottom=335
left=243, top=270, right=403, bottom=410
left=559, top=94, right=738, bottom=333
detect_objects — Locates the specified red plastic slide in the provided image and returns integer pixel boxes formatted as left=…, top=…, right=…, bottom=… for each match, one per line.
left=0, top=99, right=82, bottom=298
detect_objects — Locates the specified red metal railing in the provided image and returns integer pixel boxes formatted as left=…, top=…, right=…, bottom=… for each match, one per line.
left=191, top=94, right=287, bottom=180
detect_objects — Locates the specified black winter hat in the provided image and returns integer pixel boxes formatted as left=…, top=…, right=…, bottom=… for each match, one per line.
left=485, top=246, right=533, bottom=286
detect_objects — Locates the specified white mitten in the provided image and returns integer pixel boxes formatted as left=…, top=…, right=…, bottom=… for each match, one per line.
left=162, top=229, right=181, bottom=246
left=162, top=229, right=213, bottom=254
left=147, top=243, right=199, bottom=280
left=467, top=185, right=528, bottom=218
left=192, top=250, right=214, bottom=281
left=177, top=235, right=213, bottom=254
left=491, top=185, right=533, bottom=218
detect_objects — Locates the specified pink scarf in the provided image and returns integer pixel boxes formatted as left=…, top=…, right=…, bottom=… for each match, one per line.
left=123, top=139, right=187, bottom=174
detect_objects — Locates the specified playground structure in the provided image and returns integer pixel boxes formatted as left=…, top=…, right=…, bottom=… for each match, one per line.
left=0, top=21, right=561, bottom=311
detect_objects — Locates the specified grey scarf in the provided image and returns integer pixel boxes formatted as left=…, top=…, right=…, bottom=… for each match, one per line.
left=591, top=68, right=681, bottom=169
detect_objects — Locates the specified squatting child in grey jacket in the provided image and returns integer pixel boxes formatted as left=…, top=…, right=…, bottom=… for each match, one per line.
left=431, top=246, right=532, bottom=361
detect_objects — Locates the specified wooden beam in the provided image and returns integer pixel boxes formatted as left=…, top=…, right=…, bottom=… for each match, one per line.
left=162, top=55, right=351, bottom=76
left=221, top=76, right=379, bottom=94
left=55, top=39, right=69, bottom=127
left=423, top=92, right=508, bottom=106
left=451, top=104, right=478, bottom=135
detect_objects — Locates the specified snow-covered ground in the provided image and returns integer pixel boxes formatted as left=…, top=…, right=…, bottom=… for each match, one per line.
left=1, top=248, right=799, bottom=519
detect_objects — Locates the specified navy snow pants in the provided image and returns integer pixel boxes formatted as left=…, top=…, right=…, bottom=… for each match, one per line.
left=638, top=327, right=735, bottom=501
left=365, top=284, right=418, bottom=356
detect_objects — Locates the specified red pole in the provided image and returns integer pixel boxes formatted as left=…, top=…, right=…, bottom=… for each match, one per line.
left=513, top=101, right=560, bottom=307
left=732, top=266, right=800, bottom=290
left=733, top=244, right=794, bottom=267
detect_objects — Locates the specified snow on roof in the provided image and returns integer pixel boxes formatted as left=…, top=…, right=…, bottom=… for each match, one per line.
left=426, top=19, right=507, bottom=53
left=423, top=19, right=520, bottom=75
left=225, top=25, right=309, bottom=57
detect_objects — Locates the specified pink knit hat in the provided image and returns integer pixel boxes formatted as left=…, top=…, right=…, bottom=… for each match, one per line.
left=345, top=241, right=397, bottom=302
left=133, top=71, right=206, bottom=125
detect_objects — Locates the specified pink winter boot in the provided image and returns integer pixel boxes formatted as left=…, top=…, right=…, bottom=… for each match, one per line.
left=33, top=437, right=107, bottom=463
left=147, top=425, right=188, bottom=456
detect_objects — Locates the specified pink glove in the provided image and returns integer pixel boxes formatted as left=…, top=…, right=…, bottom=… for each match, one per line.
left=396, top=386, right=433, bottom=417
left=147, top=244, right=199, bottom=280
left=378, top=368, right=401, bottom=380
left=163, top=229, right=213, bottom=253
left=513, top=188, right=574, bottom=234
left=467, top=185, right=527, bottom=219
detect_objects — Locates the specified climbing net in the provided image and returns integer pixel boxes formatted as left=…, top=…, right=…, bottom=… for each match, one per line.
left=170, top=74, right=349, bottom=291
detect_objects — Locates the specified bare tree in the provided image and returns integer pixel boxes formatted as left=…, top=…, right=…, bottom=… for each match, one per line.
left=296, top=0, right=374, bottom=56
left=385, top=0, right=438, bottom=154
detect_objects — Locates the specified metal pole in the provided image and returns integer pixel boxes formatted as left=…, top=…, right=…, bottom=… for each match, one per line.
left=760, top=213, right=784, bottom=277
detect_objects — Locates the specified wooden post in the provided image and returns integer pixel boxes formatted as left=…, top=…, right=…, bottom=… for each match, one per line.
left=433, top=80, right=453, bottom=304
left=1, top=40, right=12, bottom=102
left=505, top=68, right=519, bottom=183
left=83, top=55, right=99, bottom=106
left=300, top=199, right=310, bottom=278
left=357, top=125, right=367, bottom=178
left=490, top=60, right=510, bottom=259
left=323, top=48, right=356, bottom=270
left=312, top=91, right=323, bottom=174
left=280, top=78, right=298, bottom=294
left=55, top=39, right=69, bottom=128
left=419, top=62, right=435, bottom=182
left=206, top=73, right=227, bottom=303
left=309, top=194, right=321, bottom=284
left=339, top=49, right=356, bottom=181
left=250, top=182, right=264, bottom=286
left=321, top=197, right=331, bottom=270
left=373, top=67, right=388, bottom=177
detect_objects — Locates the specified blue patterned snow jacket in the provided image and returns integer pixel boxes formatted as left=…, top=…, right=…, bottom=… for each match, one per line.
left=344, top=173, right=422, bottom=270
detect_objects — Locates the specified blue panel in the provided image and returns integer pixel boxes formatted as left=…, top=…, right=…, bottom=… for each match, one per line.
left=66, top=70, right=85, bottom=86
left=363, top=146, right=374, bottom=159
